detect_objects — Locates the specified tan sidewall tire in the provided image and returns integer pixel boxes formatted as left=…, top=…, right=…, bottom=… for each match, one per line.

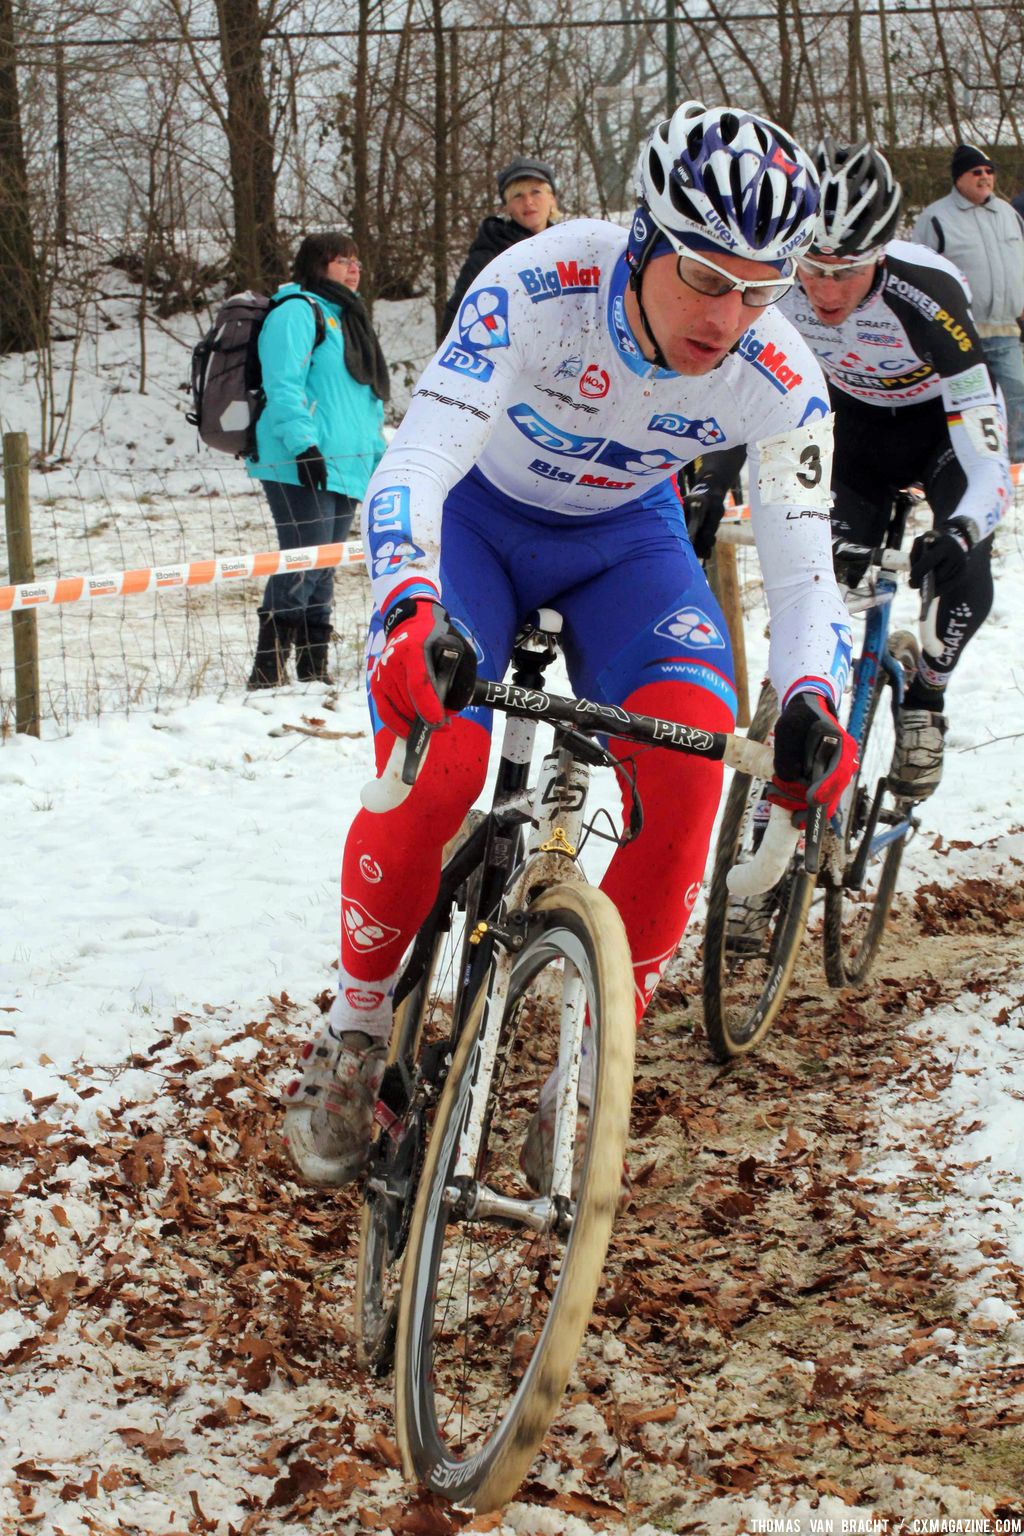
left=394, top=880, right=635, bottom=1512
left=703, top=680, right=810, bottom=1060
left=355, top=809, right=486, bottom=1370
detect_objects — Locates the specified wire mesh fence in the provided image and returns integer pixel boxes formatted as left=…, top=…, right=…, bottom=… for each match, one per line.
left=0, top=452, right=374, bottom=736
left=3, top=443, right=1022, bottom=741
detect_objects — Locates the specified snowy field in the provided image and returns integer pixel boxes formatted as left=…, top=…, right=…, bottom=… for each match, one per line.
left=1, top=270, right=1023, bottom=1532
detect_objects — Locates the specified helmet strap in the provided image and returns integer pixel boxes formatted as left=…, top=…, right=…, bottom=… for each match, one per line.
left=629, top=264, right=670, bottom=370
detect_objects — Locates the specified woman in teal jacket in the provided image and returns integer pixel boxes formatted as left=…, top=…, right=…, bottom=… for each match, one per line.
left=247, top=232, right=388, bottom=687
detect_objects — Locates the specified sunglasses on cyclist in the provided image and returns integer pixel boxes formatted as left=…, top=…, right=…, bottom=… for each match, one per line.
left=674, top=245, right=795, bottom=308
left=796, top=253, right=879, bottom=282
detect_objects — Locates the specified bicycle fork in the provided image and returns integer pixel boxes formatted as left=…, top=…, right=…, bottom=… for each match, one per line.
left=447, top=746, right=591, bottom=1231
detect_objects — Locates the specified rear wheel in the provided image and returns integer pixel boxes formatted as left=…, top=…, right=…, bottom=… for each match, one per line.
left=823, top=631, right=919, bottom=987
left=702, top=681, right=815, bottom=1062
left=394, top=880, right=635, bottom=1512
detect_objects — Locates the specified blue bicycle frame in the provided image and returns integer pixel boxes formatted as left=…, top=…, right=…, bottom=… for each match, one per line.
left=841, top=571, right=916, bottom=886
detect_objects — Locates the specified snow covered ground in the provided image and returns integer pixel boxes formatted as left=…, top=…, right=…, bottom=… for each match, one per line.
left=2, top=264, right=1023, bottom=1533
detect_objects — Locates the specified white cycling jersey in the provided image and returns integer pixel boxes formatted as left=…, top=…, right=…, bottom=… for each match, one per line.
left=779, top=239, right=1009, bottom=541
left=364, top=218, right=853, bottom=709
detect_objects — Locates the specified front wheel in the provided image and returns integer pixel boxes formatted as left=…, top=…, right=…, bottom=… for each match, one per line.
left=702, top=681, right=816, bottom=1062
left=394, top=880, right=635, bottom=1512
left=354, top=811, right=487, bottom=1374
left=823, top=630, right=919, bottom=987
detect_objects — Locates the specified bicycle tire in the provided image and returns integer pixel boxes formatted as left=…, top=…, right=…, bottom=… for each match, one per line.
left=394, top=880, right=635, bottom=1511
left=823, top=630, right=919, bottom=987
left=355, top=811, right=487, bottom=1374
left=701, top=681, right=815, bottom=1062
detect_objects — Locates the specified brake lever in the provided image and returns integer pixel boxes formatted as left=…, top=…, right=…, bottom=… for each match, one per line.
left=361, top=639, right=466, bottom=813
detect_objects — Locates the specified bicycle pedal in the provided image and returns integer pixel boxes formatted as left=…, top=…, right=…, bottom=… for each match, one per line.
left=418, top=1039, right=452, bottom=1087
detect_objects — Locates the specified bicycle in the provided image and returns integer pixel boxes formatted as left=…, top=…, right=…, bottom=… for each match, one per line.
left=701, top=491, right=924, bottom=1061
left=351, top=609, right=788, bottom=1511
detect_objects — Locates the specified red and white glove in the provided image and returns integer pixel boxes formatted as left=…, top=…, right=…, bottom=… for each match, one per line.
left=768, top=692, right=858, bottom=823
left=370, top=597, right=476, bottom=740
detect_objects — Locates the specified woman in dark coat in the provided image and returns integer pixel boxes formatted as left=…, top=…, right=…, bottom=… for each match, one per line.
left=441, top=157, right=561, bottom=336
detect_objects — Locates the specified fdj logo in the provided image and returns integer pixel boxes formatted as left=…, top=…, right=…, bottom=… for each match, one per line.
left=512, top=406, right=680, bottom=476
left=366, top=486, right=425, bottom=578
left=519, top=260, right=601, bottom=303
left=509, top=404, right=602, bottom=458
left=654, top=607, right=726, bottom=651
left=830, top=621, right=853, bottom=695
left=439, top=343, right=494, bottom=381
left=441, top=286, right=510, bottom=384
left=648, top=412, right=725, bottom=446
left=736, top=331, right=804, bottom=393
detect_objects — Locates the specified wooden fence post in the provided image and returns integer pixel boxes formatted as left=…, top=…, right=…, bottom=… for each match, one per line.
left=3, top=431, right=40, bottom=737
left=706, top=542, right=750, bottom=729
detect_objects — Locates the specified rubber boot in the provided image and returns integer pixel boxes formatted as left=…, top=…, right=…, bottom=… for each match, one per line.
left=246, top=612, right=294, bottom=690
left=295, top=618, right=335, bottom=683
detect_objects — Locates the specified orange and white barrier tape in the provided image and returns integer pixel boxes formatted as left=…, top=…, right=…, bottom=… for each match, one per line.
left=0, top=541, right=366, bottom=614
left=2, top=463, right=1019, bottom=614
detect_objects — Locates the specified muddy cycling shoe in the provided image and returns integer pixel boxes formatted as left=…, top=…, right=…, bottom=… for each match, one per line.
left=519, top=1039, right=593, bottom=1196
left=889, top=708, right=947, bottom=800
left=519, top=1040, right=630, bottom=1198
left=283, top=1026, right=386, bottom=1187
left=725, top=884, right=779, bottom=955
left=520, top=1102, right=589, bottom=1196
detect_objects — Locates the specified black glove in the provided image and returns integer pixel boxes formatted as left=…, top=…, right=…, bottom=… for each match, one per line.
left=909, top=518, right=973, bottom=595
left=295, top=444, right=328, bottom=493
left=831, top=534, right=871, bottom=590
left=683, top=479, right=728, bottom=560
left=770, top=693, right=858, bottom=821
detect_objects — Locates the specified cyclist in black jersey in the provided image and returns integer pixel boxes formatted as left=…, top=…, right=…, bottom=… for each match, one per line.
left=691, top=139, right=1010, bottom=802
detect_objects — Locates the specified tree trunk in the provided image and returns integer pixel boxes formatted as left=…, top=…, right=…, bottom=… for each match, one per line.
left=0, top=0, right=46, bottom=353
left=431, top=0, right=448, bottom=344
left=215, top=0, right=284, bottom=293
left=352, top=0, right=372, bottom=304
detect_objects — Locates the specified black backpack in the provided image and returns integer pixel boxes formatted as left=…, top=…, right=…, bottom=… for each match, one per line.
left=186, top=290, right=326, bottom=458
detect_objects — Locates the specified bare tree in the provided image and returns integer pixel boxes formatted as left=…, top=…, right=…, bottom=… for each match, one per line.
left=0, top=0, right=46, bottom=353
left=214, top=0, right=286, bottom=289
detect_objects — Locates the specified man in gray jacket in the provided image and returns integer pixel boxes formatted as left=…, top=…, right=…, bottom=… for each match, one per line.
left=912, top=143, right=1024, bottom=459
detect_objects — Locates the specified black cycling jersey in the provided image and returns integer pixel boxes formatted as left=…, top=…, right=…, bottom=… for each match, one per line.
left=777, top=239, right=1009, bottom=544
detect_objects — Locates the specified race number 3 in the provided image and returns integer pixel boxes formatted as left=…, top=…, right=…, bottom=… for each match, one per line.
left=757, top=414, right=834, bottom=511
left=796, top=444, right=822, bottom=488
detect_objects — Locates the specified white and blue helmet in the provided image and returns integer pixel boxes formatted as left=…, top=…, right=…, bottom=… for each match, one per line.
left=628, top=101, right=820, bottom=274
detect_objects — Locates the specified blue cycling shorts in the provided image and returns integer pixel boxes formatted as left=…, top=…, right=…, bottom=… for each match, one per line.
left=366, top=466, right=737, bottom=732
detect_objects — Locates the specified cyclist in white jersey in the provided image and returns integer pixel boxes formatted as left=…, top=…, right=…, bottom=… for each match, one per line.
left=690, top=140, right=1010, bottom=801
left=283, top=102, right=860, bottom=1188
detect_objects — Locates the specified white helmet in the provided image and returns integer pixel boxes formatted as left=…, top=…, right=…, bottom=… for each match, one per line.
left=629, top=100, right=820, bottom=272
left=812, top=138, right=902, bottom=257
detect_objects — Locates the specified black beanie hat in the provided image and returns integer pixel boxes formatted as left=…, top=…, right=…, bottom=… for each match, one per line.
left=497, top=157, right=557, bottom=201
left=951, top=143, right=995, bottom=182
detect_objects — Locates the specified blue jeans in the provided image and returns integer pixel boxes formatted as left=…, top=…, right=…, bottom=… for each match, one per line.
left=259, top=479, right=357, bottom=627
left=981, top=335, right=1024, bottom=462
